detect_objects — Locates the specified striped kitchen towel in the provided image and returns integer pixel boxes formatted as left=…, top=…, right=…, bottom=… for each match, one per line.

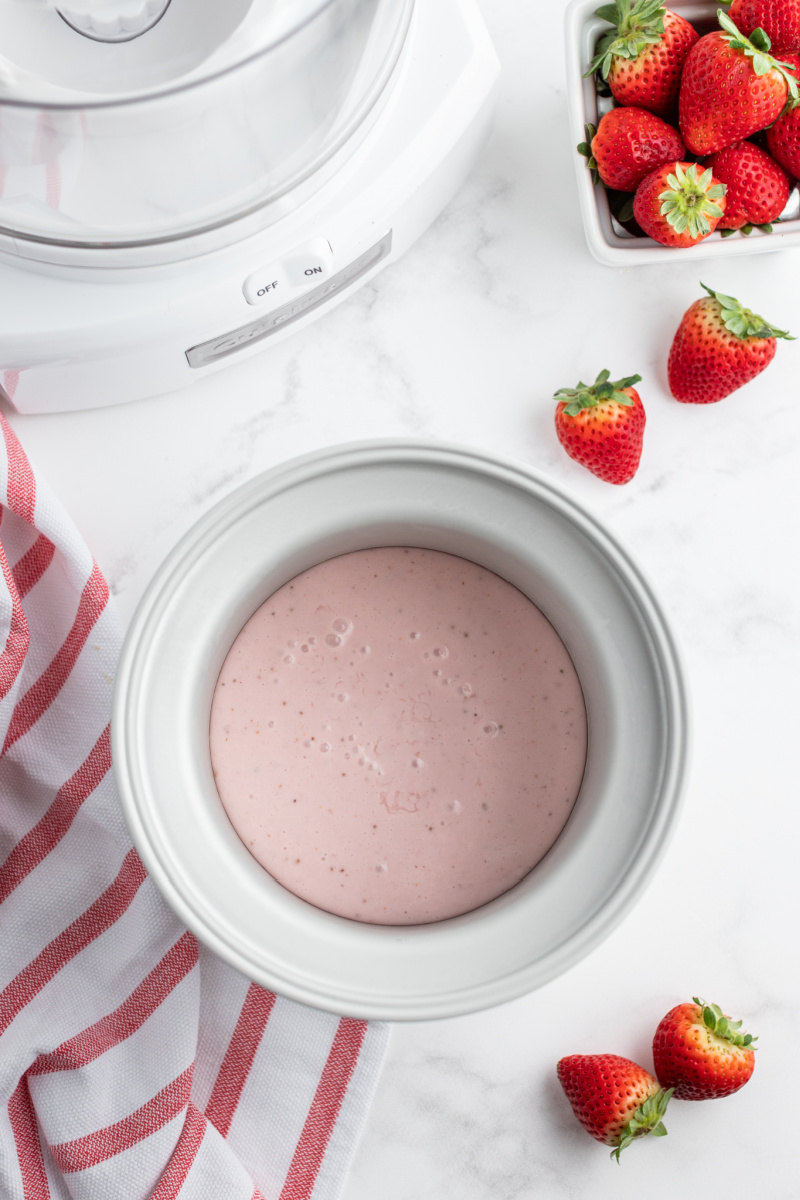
left=0, top=411, right=388, bottom=1200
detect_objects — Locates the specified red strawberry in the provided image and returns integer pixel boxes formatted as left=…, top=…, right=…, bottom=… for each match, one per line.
left=668, top=282, right=794, bottom=403
left=706, top=140, right=791, bottom=232
left=633, top=161, right=727, bottom=246
left=554, top=370, right=645, bottom=484
left=679, top=12, right=799, bottom=155
left=557, top=1054, right=673, bottom=1161
left=653, top=999, right=757, bottom=1100
left=588, top=0, right=699, bottom=118
left=766, top=50, right=800, bottom=175
left=579, top=107, right=686, bottom=191
left=729, top=0, right=800, bottom=54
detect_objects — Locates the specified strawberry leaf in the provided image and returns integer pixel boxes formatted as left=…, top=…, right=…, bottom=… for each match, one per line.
left=718, top=8, right=748, bottom=39
left=577, top=128, right=601, bottom=184
left=587, top=0, right=667, bottom=78
left=717, top=9, right=799, bottom=101
left=554, top=370, right=641, bottom=413
left=700, top=283, right=796, bottom=340
left=749, top=26, right=772, bottom=53
left=704, top=287, right=737, bottom=309
left=693, top=996, right=760, bottom=1047
left=609, top=1087, right=673, bottom=1163
left=613, top=194, right=636, bottom=223
left=658, top=164, right=727, bottom=238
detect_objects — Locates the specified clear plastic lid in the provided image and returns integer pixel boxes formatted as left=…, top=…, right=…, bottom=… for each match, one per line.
left=0, top=0, right=413, bottom=248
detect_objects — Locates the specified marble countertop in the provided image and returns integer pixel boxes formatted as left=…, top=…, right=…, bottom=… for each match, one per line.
left=4, top=2, right=800, bottom=1195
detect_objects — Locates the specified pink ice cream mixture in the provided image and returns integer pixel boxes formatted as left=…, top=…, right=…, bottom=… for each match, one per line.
left=209, top=547, right=587, bottom=925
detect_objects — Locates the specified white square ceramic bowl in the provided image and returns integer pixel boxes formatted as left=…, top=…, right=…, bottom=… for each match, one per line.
left=565, top=0, right=800, bottom=265
left=112, top=440, right=689, bottom=1020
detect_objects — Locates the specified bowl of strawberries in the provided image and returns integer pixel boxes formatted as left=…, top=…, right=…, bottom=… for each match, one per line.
left=566, top=0, right=800, bottom=262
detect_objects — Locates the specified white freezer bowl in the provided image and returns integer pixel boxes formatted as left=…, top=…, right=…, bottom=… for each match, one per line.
left=0, top=0, right=499, bottom=413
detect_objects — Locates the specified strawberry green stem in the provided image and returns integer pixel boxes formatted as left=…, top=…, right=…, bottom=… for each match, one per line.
left=577, top=124, right=600, bottom=184
left=611, top=1087, right=673, bottom=1164
left=720, top=222, right=778, bottom=237
left=554, top=368, right=641, bottom=416
left=693, top=997, right=758, bottom=1047
left=658, top=164, right=726, bottom=238
left=717, top=9, right=800, bottom=107
left=700, top=284, right=795, bottom=340
left=586, top=0, right=667, bottom=78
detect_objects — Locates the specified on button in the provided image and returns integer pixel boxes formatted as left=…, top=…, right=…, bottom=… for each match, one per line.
left=283, top=238, right=334, bottom=287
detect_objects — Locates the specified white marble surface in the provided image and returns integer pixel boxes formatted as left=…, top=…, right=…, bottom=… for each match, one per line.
left=4, top=1, right=800, bottom=1195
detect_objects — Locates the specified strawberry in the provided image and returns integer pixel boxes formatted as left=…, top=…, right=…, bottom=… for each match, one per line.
left=706, top=140, right=791, bottom=232
left=579, top=106, right=686, bottom=191
left=557, top=1054, right=673, bottom=1161
left=653, top=999, right=757, bottom=1100
left=679, top=12, right=799, bottom=155
left=729, top=0, right=800, bottom=54
left=668, top=282, right=794, bottom=403
left=587, top=0, right=699, bottom=117
left=633, top=161, right=727, bottom=246
left=554, top=370, right=645, bottom=484
left=766, top=50, right=800, bottom=175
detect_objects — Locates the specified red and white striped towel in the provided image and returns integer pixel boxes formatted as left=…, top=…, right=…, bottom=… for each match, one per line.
left=0, top=412, right=388, bottom=1200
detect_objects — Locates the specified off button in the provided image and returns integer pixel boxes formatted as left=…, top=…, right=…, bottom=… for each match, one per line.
left=243, top=238, right=334, bottom=306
